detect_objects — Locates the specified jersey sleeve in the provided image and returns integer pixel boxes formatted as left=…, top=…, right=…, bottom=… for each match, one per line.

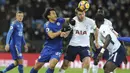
left=6, top=23, right=15, bottom=44
left=108, top=20, right=113, bottom=30
left=44, top=23, right=53, bottom=35
left=90, top=20, right=96, bottom=33
left=57, top=18, right=65, bottom=24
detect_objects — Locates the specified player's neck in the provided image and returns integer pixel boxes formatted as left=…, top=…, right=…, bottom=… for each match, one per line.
left=16, top=20, right=22, bottom=22
left=78, top=17, right=85, bottom=22
left=49, top=19, right=55, bottom=23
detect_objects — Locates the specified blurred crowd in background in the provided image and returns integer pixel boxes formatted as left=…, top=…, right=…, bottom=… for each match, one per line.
left=0, top=0, right=130, bottom=54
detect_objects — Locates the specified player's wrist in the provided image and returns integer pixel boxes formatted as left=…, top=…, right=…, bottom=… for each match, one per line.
left=100, top=48, right=105, bottom=53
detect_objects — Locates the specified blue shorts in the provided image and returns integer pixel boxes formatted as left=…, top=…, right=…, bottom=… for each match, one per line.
left=107, top=46, right=126, bottom=67
left=93, top=47, right=109, bottom=60
left=64, top=45, right=90, bottom=62
left=38, top=46, right=62, bottom=63
left=10, top=45, right=23, bottom=60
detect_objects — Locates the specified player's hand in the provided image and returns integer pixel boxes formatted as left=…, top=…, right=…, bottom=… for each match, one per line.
left=69, top=19, right=75, bottom=26
left=5, top=44, right=10, bottom=52
left=96, top=53, right=103, bottom=61
left=24, top=44, right=28, bottom=52
left=60, top=32, right=66, bottom=37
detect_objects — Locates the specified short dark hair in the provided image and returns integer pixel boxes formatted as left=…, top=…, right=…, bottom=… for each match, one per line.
left=75, top=7, right=84, bottom=14
left=43, top=8, right=55, bottom=20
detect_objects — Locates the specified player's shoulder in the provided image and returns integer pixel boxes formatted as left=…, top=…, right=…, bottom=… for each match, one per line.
left=104, top=18, right=112, bottom=24
left=11, top=20, right=18, bottom=25
left=72, top=16, right=77, bottom=21
left=84, top=17, right=95, bottom=26
left=85, top=17, right=95, bottom=24
left=44, top=21, right=50, bottom=28
left=57, top=17, right=64, bottom=20
left=99, top=24, right=109, bottom=31
left=56, top=17, right=65, bottom=23
left=85, top=17, right=95, bottom=22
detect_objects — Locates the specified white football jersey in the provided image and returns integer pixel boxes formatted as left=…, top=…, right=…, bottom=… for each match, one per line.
left=104, top=18, right=113, bottom=30
left=97, top=19, right=113, bottom=46
left=99, top=24, right=121, bottom=55
left=69, top=16, right=96, bottom=47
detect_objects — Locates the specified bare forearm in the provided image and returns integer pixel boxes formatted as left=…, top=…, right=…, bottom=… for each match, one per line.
left=48, top=31, right=61, bottom=39
left=90, top=33, right=95, bottom=49
left=102, top=34, right=111, bottom=49
left=94, top=28, right=98, bottom=44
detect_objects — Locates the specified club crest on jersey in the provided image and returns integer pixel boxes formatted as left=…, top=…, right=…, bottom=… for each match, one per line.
left=57, top=22, right=60, bottom=26
left=75, top=30, right=87, bottom=35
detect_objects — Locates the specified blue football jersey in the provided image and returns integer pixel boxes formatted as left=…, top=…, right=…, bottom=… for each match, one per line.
left=43, top=18, right=65, bottom=51
left=6, top=20, right=25, bottom=47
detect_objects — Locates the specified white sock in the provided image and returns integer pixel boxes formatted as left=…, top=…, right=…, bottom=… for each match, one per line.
left=59, top=69, right=65, bottom=73
left=110, top=72, right=113, bottom=73
left=92, top=64, right=98, bottom=73
left=83, top=68, right=88, bottom=73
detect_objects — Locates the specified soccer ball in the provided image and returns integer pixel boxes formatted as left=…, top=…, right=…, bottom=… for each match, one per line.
left=78, top=0, right=90, bottom=11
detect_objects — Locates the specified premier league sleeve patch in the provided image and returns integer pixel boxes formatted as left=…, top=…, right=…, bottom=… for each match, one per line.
left=10, top=26, right=13, bottom=30
left=46, top=28, right=50, bottom=32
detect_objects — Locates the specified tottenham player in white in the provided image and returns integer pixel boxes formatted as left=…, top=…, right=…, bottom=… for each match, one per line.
left=91, top=8, right=118, bottom=73
left=59, top=7, right=98, bottom=73
left=95, top=11, right=126, bottom=73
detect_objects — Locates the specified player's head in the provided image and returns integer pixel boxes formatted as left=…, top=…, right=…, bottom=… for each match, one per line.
left=16, top=11, right=24, bottom=22
left=95, top=7, right=104, bottom=28
left=75, top=7, right=85, bottom=21
left=44, top=8, right=57, bottom=22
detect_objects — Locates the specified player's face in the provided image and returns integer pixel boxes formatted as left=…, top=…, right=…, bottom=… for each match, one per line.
left=48, top=10, right=57, bottom=21
left=76, top=11, right=85, bottom=21
left=16, top=13, right=24, bottom=22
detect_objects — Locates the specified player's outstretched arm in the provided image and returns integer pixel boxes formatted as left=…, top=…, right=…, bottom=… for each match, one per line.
left=47, top=30, right=61, bottom=39
left=102, top=34, right=111, bottom=49
left=118, top=37, right=130, bottom=42
left=64, top=18, right=76, bottom=26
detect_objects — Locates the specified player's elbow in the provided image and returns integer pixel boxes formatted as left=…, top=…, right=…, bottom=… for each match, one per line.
left=47, top=32, right=56, bottom=39
left=48, top=34, right=55, bottom=39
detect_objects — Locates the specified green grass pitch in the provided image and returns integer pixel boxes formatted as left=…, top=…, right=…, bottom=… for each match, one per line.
left=0, top=67, right=130, bottom=73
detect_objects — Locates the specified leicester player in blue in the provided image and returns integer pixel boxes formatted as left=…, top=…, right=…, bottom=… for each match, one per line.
left=30, top=8, right=69, bottom=73
left=0, top=11, right=28, bottom=73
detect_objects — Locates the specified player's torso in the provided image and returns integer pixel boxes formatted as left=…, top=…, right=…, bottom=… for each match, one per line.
left=69, top=17, right=94, bottom=47
left=11, top=21, right=23, bottom=46
left=97, top=19, right=112, bottom=47
left=44, top=20, right=63, bottom=51
left=99, top=24, right=121, bottom=54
